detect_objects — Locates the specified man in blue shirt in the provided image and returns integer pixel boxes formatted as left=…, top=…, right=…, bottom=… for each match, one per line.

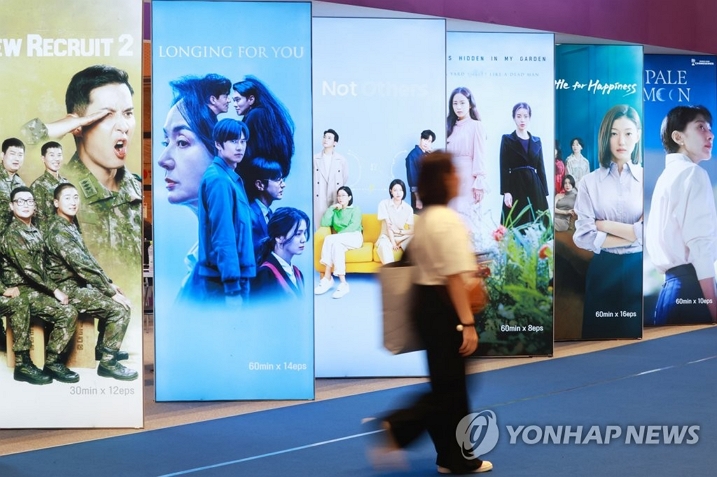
left=243, top=156, right=285, bottom=262
left=405, top=129, right=435, bottom=210
left=190, top=119, right=255, bottom=308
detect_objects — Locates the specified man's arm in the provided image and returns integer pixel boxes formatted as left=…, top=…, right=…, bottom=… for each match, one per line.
left=47, top=227, right=115, bottom=297
left=204, top=176, right=242, bottom=294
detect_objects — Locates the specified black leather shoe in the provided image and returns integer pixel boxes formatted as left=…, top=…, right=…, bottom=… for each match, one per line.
left=44, top=362, right=80, bottom=383
left=95, top=349, right=129, bottom=361
left=98, top=360, right=138, bottom=381
left=14, top=363, right=52, bottom=385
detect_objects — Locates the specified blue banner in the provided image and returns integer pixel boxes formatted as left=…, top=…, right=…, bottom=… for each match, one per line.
left=152, top=1, right=314, bottom=400
left=554, top=45, right=644, bottom=340
left=312, top=17, right=446, bottom=377
left=643, top=55, right=717, bottom=326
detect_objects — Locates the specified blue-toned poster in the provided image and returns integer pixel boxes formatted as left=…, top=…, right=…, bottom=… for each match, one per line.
left=554, top=45, right=644, bottom=340
left=0, top=0, right=143, bottom=428
left=446, top=32, right=555, bottom=357
left=312, top=17, right=445, bottom=377
left=643, top=55, right=717, bottom=326
left=152, top=1, right=314, bottom=400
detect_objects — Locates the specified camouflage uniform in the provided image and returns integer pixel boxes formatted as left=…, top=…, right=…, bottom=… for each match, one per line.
left=0, top=167, right=26, bottom=230
left=0, top=277, right=29, bottom=352
left=0, top=218, right=77, bottom=355
left=30, top=170, right=68, bottom=228
left=61, top=153, right=142, bottom=271
left=44, top=215, right=129, bottom=353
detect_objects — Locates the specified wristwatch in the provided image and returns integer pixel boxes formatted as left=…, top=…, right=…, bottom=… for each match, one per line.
left=456, top=323, right=475, bottom=331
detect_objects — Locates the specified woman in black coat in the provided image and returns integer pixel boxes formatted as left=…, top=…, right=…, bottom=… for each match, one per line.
left=499, top=102, right=549, bottom=228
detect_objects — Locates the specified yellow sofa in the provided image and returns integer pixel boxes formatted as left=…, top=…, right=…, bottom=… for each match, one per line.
left=314, top=213, right=411, bottom=273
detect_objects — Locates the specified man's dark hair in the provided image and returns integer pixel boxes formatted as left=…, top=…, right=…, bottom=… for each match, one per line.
left=204, top=73, right=231, bottom=99
left=420, top=130, right=436, bottom=142
left=213, top=118, right=250, bottom=146
left=41, top=141, right=62, bottom=156
left=324, top=129, right=339, bottom=143
left=243, top=157, right=283, bottom=199
left=53, top=182, right=78, bottom=201
left=65, top=65, right=134, bottom=115
left=2, top=138, right=25, bottom=153
left=10, top=186, right=33, bottom=202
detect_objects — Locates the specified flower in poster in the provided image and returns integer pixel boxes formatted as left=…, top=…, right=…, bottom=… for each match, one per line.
left=477, top=204, right=553, bottom=356
left=492, top=225, right=507, bottom=242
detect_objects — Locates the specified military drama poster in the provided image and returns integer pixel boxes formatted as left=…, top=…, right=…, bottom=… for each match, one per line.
left=0, top=0, right=143, bottom=428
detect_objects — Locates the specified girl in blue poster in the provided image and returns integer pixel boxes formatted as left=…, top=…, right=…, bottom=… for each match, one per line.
left=252, top=207, right=310, bottom=302
left=645, top=105, right=717, bottom=324
left=573, top=105, right=643, bottom=339
left=499, top=102, right=549, bottom=227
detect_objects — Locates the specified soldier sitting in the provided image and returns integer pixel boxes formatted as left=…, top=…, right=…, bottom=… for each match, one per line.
left=0, top=186, right=78, bottom=384
left=44, top=183, right=137, bottom=381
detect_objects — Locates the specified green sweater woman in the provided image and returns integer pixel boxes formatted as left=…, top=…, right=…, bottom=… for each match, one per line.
left=314, top=186, right=363, bottom=299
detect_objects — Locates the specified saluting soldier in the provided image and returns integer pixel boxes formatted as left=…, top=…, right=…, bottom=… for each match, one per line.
left=44, top=183, right=137, bottom=381
left=60, top=65, right=142, bottom=270
left=30, top=141, right=68, bottom=227
left=0, top=186, right=78, bottom=384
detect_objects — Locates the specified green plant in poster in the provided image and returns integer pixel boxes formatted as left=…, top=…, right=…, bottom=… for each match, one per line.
left=477, top=204, right=554, bottom=356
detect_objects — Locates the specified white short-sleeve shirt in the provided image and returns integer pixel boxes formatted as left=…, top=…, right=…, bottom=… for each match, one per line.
left=377, top=198, right=414, bottom=236
left=410, top=205, right=475, bottom=285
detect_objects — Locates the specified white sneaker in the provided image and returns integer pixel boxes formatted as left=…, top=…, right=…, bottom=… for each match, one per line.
left=314, top=277, right=334, bottom=295
left=437, top=460, right=493, bottom=474
left=332, top=282, right=350, bottom=298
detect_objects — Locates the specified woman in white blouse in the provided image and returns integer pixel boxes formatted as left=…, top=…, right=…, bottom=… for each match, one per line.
left=565, top=137, right=590, bottom=185
left=645, top=105, right=717, bottom=324
left=573, top=105, right=643, bottom=339
left=375, top=179, right=414, bottom=264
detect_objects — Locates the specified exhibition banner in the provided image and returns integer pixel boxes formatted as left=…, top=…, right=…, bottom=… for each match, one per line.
left=0, top=0, right=143, bottom=427
left=446, top=32, right=555, bottom=357
left=152, top=1, right=314, bottom=400
left=643, top=55, right=717, bottom=326
left=312, top=17, right=445, bottom=377
left=554, top=44, right=644, bottom=340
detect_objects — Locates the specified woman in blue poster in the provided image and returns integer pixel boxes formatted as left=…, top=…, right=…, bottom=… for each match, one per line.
left=645, top=105, right=717, bottom=324
left=573, top=105, right=643, bottom=339
left=157, top=74, right=228, bottom=303
left=499, top=102, right=549, bottom=227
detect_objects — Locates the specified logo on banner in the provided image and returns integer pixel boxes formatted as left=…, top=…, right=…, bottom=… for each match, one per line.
left=456, top=410, right=500, bottom=458
left=459, top=409, right=701, bottom=450
left=691, top=58, right=715, bottom=67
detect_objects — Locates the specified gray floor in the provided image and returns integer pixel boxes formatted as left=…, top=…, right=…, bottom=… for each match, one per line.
left=0, top=316, right=707, bottom=456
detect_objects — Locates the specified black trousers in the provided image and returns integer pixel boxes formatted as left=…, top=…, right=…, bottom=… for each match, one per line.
left=385, top=285, right=482, bottom=473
